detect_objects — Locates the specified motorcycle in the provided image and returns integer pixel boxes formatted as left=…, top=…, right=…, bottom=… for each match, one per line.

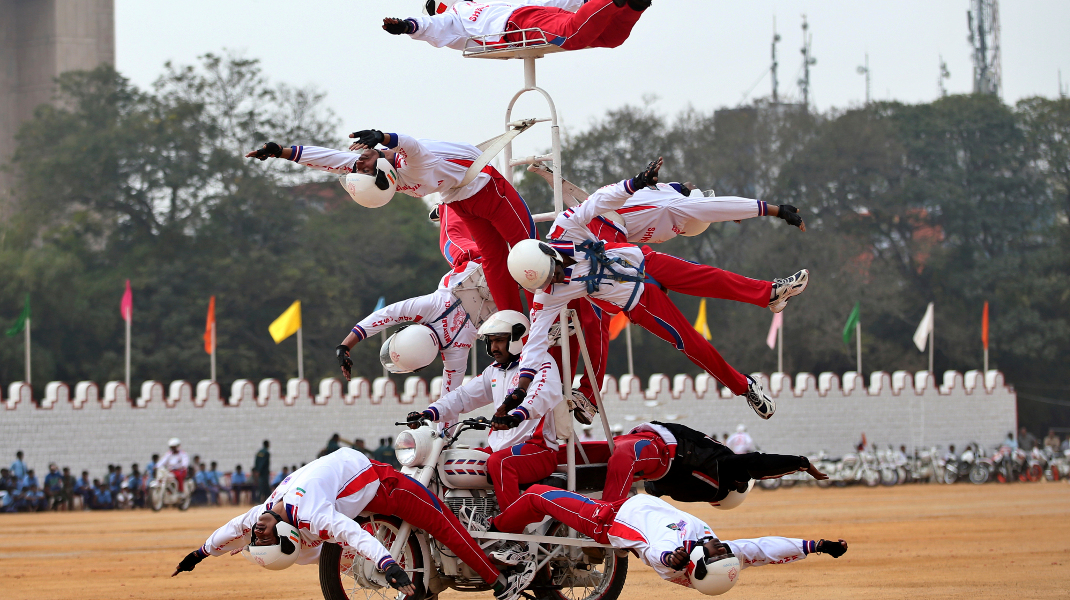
left=942, top=447, right=975, bottom=484
left=148, top=467, right=194, bottom=511
left=317, top=416, right=628, bottom=600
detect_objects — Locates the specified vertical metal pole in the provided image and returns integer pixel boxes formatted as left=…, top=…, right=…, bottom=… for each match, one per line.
left=210, top=321, right=217, bottom=382
left=560, top=308, right=575, bottom=491
left=24, top=316, right=31, bottom=385
left=573, top=315, right=614, bottom=454
left=125, top=315, right=131, bottom=391
left=624, top=325, right=634, bottom=376
left=777, top=325, right=783, bottom=374
left=523, top=56, right=536, bottom=89
left=984, top=347, right=989, bottom=373
left=297, top=327, right=304, bottom=381
left=856, top=321, right=862, bottom=376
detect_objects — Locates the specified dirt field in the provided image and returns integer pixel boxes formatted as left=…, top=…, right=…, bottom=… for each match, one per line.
left=3, top=483, right=1068, bottom=600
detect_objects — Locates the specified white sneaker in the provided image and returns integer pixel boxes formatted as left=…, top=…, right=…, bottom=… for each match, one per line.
left=744, top=375, right=776, bottom=420
left=768, top=269, right=809, bottom=313
left=458, top=505, right=490, bottom=534
left=490, top=541, right=533, bottom=566
left=494, top=560, right=538, bottom=600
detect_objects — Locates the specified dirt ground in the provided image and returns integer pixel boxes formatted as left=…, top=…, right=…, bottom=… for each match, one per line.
left=2, top=482, right=1068, bottom=600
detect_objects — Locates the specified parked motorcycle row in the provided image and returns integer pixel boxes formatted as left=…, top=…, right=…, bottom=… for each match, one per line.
left=757, top=444, right=1070, bottom=490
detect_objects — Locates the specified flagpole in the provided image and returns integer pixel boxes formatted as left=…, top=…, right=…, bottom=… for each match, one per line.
left=125, top=314, right=131, bottom=391
left=855, top=320, right=862, bottom=375
left=984, top=346, right=988, bottom=373
left=625, top=325, right=634, bottom=376
left=210, top=321, right=217, bottom=382
left=25, top=316, right=31, bottom=385
left=928, top=328, right=934, bottom=377
left=777, top=324, right=783, bottom=374
left=297, top=326, right=304, bottom=380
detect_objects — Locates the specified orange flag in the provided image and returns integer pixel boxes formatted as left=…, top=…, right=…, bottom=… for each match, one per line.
left=981, top=301, right=989, bottom=350
left=608, top=311, right=629, bottom=341
left=204, top=296, right=216, bottom=354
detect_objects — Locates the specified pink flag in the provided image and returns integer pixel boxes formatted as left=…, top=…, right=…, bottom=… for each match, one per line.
left=766, top=312, right=782, bottom=349
left=120, top=280, right=133, bottom=322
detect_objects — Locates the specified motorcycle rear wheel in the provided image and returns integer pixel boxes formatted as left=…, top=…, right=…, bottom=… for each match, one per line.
left=968, top=465, right=989, bottom=484
left=942, top=466, right=958, bottom=485
left=532, top=520, right=627, bottom=600
left=880, top=468, right=898, bottom=486
left=319, top=515, right=425, bottom=600
left=758, top=478, right=782, bottom=490
left=861, top=469, right=880, bottom=487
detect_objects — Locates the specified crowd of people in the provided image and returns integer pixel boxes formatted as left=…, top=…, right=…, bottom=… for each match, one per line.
left=0, top=435, right=401, bottom=513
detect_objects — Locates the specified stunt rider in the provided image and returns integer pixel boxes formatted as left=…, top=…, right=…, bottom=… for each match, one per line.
left=479, top=489, right=848, bottom=595
left=384, top=0, right=651, bottom=52
left=159, top=438, right=190, bottom=492
left=406, top=311, right=565, bottom=512
left=172, top=448, right=533, bottom=600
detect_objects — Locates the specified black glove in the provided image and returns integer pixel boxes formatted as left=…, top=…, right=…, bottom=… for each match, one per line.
left=383, top=18, right=416, bottom=35
left=777, top=205, right=804, bottom=228
left=336, top=345, right=353, bottom=378
left=250, top=142, right=283, bottom=161
left=407, top=410, right=434, bottom=429
left=815, top=539, right=848, bottom=558
left=350, top=129, right=386, bottom=148
left=384, top=562, right=413, bottom=590
left=632, top=158, right=662, bottom=189
left=491, top=413, right=522, bottom=429
left=173, top=550, right=204, bottom=576
left=665, top=547, right=689, bottom=570
left=501, top=387, right=527, bottom=412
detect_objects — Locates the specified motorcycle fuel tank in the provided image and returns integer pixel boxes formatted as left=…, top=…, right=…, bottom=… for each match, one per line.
left=438, top=448, right=493, bottom=490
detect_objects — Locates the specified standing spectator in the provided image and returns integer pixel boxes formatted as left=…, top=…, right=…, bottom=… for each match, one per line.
left=1002, top=432, right=1018, bottom=450
left=1043, top=429, right=1061, bottom=451
left=109, top=464, right=125, bottom=498
left=203, top=461, right=221, bottom=505
left=351, top=438, right=373, bottom=459
left=230, top=465, right=249, bottom=505
left=160, top=438, right=191, bottom=492
left=726, top=424, right=757, bottom=454
left=253, top=440, right=270, bottom=503
left=43, top=463, right=65, bottom=510
left=1018, top=427, right=1038, bottom=452
left=324, top=433, right=344, bottom=456
left=62, top=467, right=75, bottom=511
left=373, top=437, right=399, bottom=467
left=722, top=432, right=730, bottom=444
left=10, top=451, right=27, bottom=485
left=74, top=471, right=92, bottom=509
left=128, top=463, right=144, bottom=508
left=146, top=453, right=160, bottom=477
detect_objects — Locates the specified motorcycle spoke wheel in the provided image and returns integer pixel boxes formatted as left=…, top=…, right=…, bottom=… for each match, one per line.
left=320, top=515, right=421, bottom=600
left=534, top=521, right=626, bottom=600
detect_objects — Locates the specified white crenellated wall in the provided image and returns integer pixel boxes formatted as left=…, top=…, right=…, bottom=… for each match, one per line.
left=0, top=371, right=1016, bottom=476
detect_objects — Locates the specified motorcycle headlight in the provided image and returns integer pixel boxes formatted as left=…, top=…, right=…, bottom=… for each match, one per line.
left=394, top=428, right=433, bottom=467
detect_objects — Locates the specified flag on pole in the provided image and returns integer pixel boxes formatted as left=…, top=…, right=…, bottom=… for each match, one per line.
left=913, top=302, right=934, bottom=351
left=693, top=299, right=712, bottom=340
left=269, top=300, right=302, bottom=344
left=608, top=311, right=629, bottom=341
left=842, top=302, right=860, bottom=345
left=766, top=311, right=782, bottom=349
left=204, top=296, right=216, bottom=354
left=5, top=294, right=29, bottom=337
left=981, top=301, right=989, bottom=349
left=120, top=280, right=133, bottom=322
left=374, top=296, right=386, bottom=312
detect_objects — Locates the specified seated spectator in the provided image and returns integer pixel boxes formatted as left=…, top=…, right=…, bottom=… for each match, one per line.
left=1043, top=429, right=1061, bottom=451
left=74, top=471, right=92, bottom=510
left=0, top=469, right=14, bottom=513
left=43, top=463, right=65, bottom=511
left=229, top=465, right=253, bottom=505
left=24, top=483, right=47, bottom=512
left=91, top=479, right=113, bottom=510
left=270, top=466, right=289, bottom=489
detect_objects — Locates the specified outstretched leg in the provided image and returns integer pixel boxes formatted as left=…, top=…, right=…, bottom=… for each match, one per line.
left=491, top=484, right=620, bottom=543
left=506, top=0, right=646, bottom=50
left=642, top=247, right=771, bottom=307
left=601, top=433, right=670, bottom=502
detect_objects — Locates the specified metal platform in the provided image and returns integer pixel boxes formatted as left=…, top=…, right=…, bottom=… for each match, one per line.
left=462, top=28, right=567, bottom=61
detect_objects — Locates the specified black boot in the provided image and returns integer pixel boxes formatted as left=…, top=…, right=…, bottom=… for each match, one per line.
left=627, top=0, right=651, bottom=11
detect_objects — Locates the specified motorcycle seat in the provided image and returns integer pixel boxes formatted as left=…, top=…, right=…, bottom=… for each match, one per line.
left=519, top=464, right=609, bottom=494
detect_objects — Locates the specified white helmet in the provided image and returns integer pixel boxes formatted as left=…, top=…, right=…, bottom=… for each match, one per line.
left=679, top=187, right=714, bottom=237
left=380, top=325, right=441, bottom=374
left=735, top=424, right=746, bottom=434
left=242, top=520, right=301, bottom=571
left=424, top=0, right=461, bottom=15
left=688, top=545, right=741, bottom=595
left=168, top=438, right=181, bottom=447
left=338, top=157, right=398, bottom=208
left=709, top=479, right=754, bottom=510
left=477, top=310, right=530, bottom=357
left=507, top=239, right=562, bottom=292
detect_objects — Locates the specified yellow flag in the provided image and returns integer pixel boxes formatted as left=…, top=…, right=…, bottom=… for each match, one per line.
left=269, top=300, right=302, bottom=344
left=693, top=298, right=712, bottom=340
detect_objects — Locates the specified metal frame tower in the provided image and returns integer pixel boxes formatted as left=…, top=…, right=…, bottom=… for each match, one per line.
left=798, top=15, right=817, bottom=108
left=771, top=17, right=781, bottom=103
left=967, top=0, right=1001, bottom=96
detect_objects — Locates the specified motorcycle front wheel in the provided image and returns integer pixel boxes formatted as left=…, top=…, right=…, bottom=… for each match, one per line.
left=942, top=466, right=958, bottom=485
left=879, top=468, right=898, bottom=486
left=861, top=469, right=881, bottom=487
left=758, top=478, right=782, bottom=490
left=969, top=465, right=989, bottom=485
left=149, top=487, right=164, bottom=511
left=533, top=520, right=627, bottom=600
left=319, top=515, right=424, bottom=600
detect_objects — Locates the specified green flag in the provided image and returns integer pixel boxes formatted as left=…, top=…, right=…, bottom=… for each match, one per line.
left=842, top=302, right=860, bottom=345
left=5, top=294, right=30, bottom=337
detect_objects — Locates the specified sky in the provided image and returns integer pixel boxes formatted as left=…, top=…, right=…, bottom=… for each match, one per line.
left=116, top=1, right=1070, bottom=158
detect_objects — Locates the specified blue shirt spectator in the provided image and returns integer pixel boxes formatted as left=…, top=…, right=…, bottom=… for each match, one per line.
left=10, top=451, right=27, bottom=482
left=91, top=481, right=112, bottom=510
left=270, top=467, right=289, bottom=487
left=24, top=485, right=46, bottom=511
left=21, top=469, right=39, bottom=492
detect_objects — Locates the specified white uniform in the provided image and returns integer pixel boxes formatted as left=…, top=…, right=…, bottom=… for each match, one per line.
left=159, top=449, right=190, bottom=471
left=285, top=133, right=489, bottom=204
left=519, top=179, right=645, bottom=380
left=198, top=449, right=390, bottom=568
left=609, top=495, right=809, bottom=587
left=601, top=184, right=770, bottom=244
left=351, top=263, right=481, bottom=394
left=425, top=357, right=564, bottom=450
left=408, top=0, right=587, bottom=50
left=726, top=431, right=757, bottom=454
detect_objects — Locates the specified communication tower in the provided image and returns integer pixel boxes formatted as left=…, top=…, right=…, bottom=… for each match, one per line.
left=967, top=0, right=1001, bottom=96
left=771, top=17, right=781, bottom=103
left=798, top=15, right=817, bottom=108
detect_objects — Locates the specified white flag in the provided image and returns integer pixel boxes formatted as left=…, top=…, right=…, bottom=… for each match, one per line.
left=913, top=302, right=934, bottom=351
left=766, top=312, right=782, bottom=349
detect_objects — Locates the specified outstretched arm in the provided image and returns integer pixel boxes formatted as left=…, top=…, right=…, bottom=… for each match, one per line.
left=725, top=537, right=847, bottom=569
